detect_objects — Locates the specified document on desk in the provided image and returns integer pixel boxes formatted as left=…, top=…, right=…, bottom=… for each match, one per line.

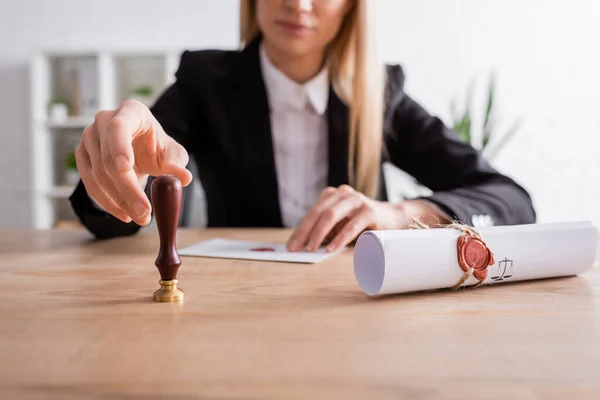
left=179, top=238, right=346, bottom=264
left=353, top=221, right=598, bottom=296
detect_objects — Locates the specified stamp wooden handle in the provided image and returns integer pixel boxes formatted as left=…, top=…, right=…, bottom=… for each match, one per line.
left=151, top=175, right=182, bottom=281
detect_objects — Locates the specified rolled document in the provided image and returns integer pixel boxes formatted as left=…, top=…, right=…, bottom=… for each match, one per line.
left=353, top=222, right=598, bottom=296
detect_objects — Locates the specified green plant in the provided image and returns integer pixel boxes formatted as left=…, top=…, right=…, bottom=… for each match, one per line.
left=48, top=98, right=68, bottom=106
left=64, top=151, right=77, bottom=171
left=132, top=85, right=154, bottom=97
left=47, top=98, right=69, bottom=110
left=451, top=73, right=522, bottom=160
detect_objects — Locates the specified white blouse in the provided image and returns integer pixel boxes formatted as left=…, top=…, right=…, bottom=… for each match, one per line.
left=259, top=44, right=329, bottom=228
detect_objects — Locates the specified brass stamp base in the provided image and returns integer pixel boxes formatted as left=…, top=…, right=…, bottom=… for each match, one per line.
left=153, top=279, right=185, bottom=302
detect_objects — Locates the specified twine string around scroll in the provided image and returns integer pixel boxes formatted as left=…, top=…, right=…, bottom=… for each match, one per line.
left=409, top=217, right=495, bottom=290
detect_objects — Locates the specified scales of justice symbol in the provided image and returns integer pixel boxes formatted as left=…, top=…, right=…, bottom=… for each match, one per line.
left=491, top=257, right=514, bottom=282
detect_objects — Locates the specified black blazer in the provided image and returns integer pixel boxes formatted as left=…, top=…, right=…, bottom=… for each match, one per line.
left=69, top=38, right=536, bottom=239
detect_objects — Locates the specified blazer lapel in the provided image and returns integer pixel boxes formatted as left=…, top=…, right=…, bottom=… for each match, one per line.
left=327, top=88, right=350, bottom=187
left=223, top=38, right=282, bottom=227
left=221, top=39, right=351, bottom=226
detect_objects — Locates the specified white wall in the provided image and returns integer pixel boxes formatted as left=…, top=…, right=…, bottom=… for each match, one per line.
left=381, top=0, right=600, bottom=226
left=0, top=0, right=598, bottom=227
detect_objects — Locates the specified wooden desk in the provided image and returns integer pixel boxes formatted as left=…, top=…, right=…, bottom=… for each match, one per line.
left=1, top=228, right=599, bottom=400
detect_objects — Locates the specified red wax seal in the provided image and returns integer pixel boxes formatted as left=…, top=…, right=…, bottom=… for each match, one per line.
left=457, top=235, right=495, bottom=281
left=250, top=247, right=276, bottom=252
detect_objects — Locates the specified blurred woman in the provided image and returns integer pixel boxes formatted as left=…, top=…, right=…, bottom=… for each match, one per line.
left=69, top=0, right=535, bottom=252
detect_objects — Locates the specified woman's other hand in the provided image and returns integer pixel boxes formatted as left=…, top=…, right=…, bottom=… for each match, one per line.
left=287, top=185, right=450, bottom=253
left=75, top=100, right=193, bottom=226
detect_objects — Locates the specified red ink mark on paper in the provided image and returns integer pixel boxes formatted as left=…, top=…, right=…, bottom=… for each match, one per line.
left=250, top=247, right=276, bottom=252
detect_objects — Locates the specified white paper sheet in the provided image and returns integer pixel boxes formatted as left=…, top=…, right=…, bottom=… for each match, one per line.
left=353, top=221, right=598, bottom=296
left=179, top=238, right=345, bottom=264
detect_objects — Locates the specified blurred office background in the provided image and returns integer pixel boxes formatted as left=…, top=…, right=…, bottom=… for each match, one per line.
left=0, top=0, right=599, bottom=229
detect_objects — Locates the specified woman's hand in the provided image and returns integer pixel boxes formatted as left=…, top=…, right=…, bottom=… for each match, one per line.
left=286, top=185, right=450, bottom=253
left=75, top=100, right=193, bottom=226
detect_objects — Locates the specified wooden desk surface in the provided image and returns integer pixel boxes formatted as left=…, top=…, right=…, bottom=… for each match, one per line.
left=0, top=228, right=599, bottom=400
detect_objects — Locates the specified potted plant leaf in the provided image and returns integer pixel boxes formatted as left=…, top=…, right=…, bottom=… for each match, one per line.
left=130, top=85, right=155, bottom=107
left=451, top=73, right=522, bottom=161
left=48, top=99, right=70, bottom=122
left=64, top=151, right=80, bottom=186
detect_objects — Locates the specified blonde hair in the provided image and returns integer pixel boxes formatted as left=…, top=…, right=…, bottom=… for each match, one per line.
left=240, top=0, right=384, bottom=198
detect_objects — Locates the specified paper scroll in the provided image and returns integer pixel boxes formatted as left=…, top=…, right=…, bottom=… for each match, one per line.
left=353, top=221, right=598, bottom=296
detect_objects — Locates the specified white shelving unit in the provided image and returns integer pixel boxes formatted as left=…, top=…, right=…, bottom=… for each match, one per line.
left=30, top=50, right=181, bottom=229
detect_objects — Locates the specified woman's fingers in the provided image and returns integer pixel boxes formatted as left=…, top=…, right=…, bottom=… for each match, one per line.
left=75, top=144, right=131, bottom=223
left=304, top=194, right=364, bottom=252
left=323, top=217, right=349, bottom=244
left=287, top=186, right=340, bottom=251
left=108, top=101, right=154, bottom=173
left=107, top=164, right=151, bottom=225
left=76, top=100, right=192, bottom=226
left=83, top=125, right=137, bottom=222
left=325, top=204, right=375, bottom=252
left=287, top=185, right=367, bottom=252
left=157, top=135, right=193, bottom=186
left=98, top=108, right=152, bottom=225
